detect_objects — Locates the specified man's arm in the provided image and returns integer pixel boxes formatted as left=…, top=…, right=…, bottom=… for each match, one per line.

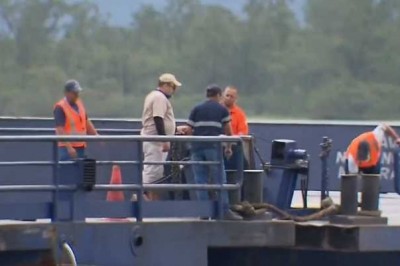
left=152, top=96, right=170, bottom=151
left=86, top=119, right=98, bottom=135
left=154, top=116, right=166, bottom=135
left=383, top=124, right=400, bottom=141
left=183, top=107, right=196, bottom=135
left=223, top=121, right=232, bottom=136
left=152, top=95, right=168, bottom=135
left=221, top=107, right=232, bottom=136
left=54, top=107, right=71, bottom=148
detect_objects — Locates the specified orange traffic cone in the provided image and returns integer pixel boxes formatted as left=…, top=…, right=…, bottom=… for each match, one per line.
left=106, top=165, right=124, bottom=202
left=104, top=165, right=130, bottom=222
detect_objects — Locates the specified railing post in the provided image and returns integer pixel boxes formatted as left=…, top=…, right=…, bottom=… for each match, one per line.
left=52, top=141, right=59, bottom=221
left=237, top=139, right=244, bottom=199
left=217, top=141, right=224, bottom=220
left=136, top=140, right=144, bottom=222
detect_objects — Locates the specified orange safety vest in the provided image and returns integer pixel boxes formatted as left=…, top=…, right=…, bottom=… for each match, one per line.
left=346, top=132, right=381, bottom=168
left=54, top=98, right=87, bottom=148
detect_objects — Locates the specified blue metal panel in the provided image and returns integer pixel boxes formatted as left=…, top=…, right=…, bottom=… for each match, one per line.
left=0, top=118, right=397, bottom=192
left=0, top=201, right=217, bottom=220
left=143, top=201, right=216, bottom=218
left=0, top=203, right=52, bottom=220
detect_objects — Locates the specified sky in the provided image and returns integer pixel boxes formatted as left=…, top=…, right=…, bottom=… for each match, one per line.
left=84, top=0, right=306, bottom=26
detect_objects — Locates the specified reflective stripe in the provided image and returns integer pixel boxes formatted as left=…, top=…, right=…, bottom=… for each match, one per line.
left=221, top=116, right=231, bottom=123
left=192, top=121, right=222, bottom=128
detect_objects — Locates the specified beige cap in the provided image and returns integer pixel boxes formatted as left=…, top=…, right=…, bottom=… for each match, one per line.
left=159, top=73, right=182, bottom=87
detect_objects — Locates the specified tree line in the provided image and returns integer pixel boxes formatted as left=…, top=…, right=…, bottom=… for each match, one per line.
left=0, top=0, right=400, bottom=120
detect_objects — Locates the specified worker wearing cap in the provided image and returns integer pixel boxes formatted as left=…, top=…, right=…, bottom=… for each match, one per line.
left=53, top=80, right=98, bottom=160
left=141, top=73, right=182, bottom=200
left=180, top=85, right=242, bottom=220
left=345, top=124, right=400, bottom=174
left=221, top=86, right=249, bottom=170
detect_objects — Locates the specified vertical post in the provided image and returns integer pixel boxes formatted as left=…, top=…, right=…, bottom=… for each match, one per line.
left=320, top=137, right=332, bottom=202
left=217, top=141, right=224, bottom=220
left=236, top=140, right=244, bottom=184
left=226, top=170, right=240, bottom=204
left=340, top=174, right=358, bottom=215
left=243, top=170, right=264, bottom=203
left=136, top=141, right=143, bottom=222
left=361, top=174, right=380, bottom=212
left=236, top=139, right=244, bottom=201
left=52, top=141, right=59, bottom=221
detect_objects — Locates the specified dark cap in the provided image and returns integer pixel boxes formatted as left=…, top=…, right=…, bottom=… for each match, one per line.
left=64, top=80, right=82, bottom=93
left=206, top=84, right=222, bottom=97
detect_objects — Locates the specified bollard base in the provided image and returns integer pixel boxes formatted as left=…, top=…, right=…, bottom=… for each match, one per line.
left=243, top=212, right=274, bottom=221
left=329, top=215, right=388, bottom=225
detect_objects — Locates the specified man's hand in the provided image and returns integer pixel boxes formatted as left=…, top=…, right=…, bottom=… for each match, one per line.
left=162, top=142, right=170, bottom=152
left=224, top=147, right=233, bottom=159
left=176, top=125, right=192, bottom=135
left=396, top=138, right=400, bottom=145
left=67, top=146, right=78, bottom=159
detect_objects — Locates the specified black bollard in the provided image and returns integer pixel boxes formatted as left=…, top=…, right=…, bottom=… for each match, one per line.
left=243, top=170, right=264, bottom=203
left=226, top=170, right=241, bottom=204
left=340, top=174, right=358, bottom=215
left=361, top=174, right=380, bottom=212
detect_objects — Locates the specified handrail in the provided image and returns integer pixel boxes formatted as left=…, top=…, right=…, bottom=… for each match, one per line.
left=0, top=127, right=141, bottom=134
left=0, top=160, right=220, bottom=166
left=0, top=134, right=245, bottom=221
left=0, top=184, right=240, bottom=192
left=0, top=135, right=242, bottom=142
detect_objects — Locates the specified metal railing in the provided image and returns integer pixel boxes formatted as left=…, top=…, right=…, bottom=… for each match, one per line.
left=0, top=135, right=244, bottom=221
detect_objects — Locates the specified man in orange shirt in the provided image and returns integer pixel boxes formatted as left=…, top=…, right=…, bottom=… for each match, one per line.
left=345, top=124, right=400, bottom=174
left=221, top=86, right=249, bottom=170
left=222, top=86, right=249, bottom=135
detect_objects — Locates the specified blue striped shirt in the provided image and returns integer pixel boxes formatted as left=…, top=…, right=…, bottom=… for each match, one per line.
left=187, top=100, right=230, bottom=150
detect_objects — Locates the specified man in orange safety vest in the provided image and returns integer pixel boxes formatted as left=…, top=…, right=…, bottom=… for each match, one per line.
left=345, top=123, right=400, bottom=174
left=53, top=80, right=98, bottom=160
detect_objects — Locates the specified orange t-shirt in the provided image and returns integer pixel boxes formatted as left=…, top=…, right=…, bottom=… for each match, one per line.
left=229, top=105, right=249, bottom=135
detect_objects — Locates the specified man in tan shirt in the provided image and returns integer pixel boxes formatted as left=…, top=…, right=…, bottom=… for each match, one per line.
left=141, top=73, right=182, bottom=200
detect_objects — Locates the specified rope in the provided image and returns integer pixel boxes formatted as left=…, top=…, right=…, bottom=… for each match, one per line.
left=231, top=199, right=339, bottom=222
left=62, top=242, right=77, bottom=266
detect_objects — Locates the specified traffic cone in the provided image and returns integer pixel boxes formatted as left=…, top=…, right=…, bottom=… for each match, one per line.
left=104, top=165, right=130, bottom=222
left=106, top=165, right=124, bottom=201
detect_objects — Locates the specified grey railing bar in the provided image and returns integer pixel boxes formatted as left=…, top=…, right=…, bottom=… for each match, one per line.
left=0, top=160, right=220, bottom=166
left=0, top=128, right=141, bottom=134
left=0, top=161, right=73, bottom=166
left=0, top=184, right=240, bottom=192
left=97, top=161, right=220, bottom=165
left=144, top=184, right=240, bottom=191
left=0, top=185, right=76, bottom=192
left=0, top=135, right=242, bottom=142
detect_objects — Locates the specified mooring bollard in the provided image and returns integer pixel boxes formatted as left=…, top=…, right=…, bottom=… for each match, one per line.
left=226, top=170, right=241, bottom=204
left=340, top=174, right=358, bottom=215
left=243, top=170, right=264, bottom=203
left=361, top=174, right=380, bottom=212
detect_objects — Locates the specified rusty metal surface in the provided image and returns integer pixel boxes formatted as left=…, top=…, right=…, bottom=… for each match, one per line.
left=0, top=223, right=56, bottom=266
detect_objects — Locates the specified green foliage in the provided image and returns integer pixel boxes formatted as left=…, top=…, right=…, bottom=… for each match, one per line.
left=0, top=0, right=400, bottom=120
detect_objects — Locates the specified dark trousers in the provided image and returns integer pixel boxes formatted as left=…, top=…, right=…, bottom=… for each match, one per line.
left=58, top=147, right=86, bottom=161
left=345, top=159, right=381, bottom=174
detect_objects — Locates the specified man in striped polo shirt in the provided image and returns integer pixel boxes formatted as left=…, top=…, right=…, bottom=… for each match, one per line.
left=183, top=85, right=242, bottom=220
